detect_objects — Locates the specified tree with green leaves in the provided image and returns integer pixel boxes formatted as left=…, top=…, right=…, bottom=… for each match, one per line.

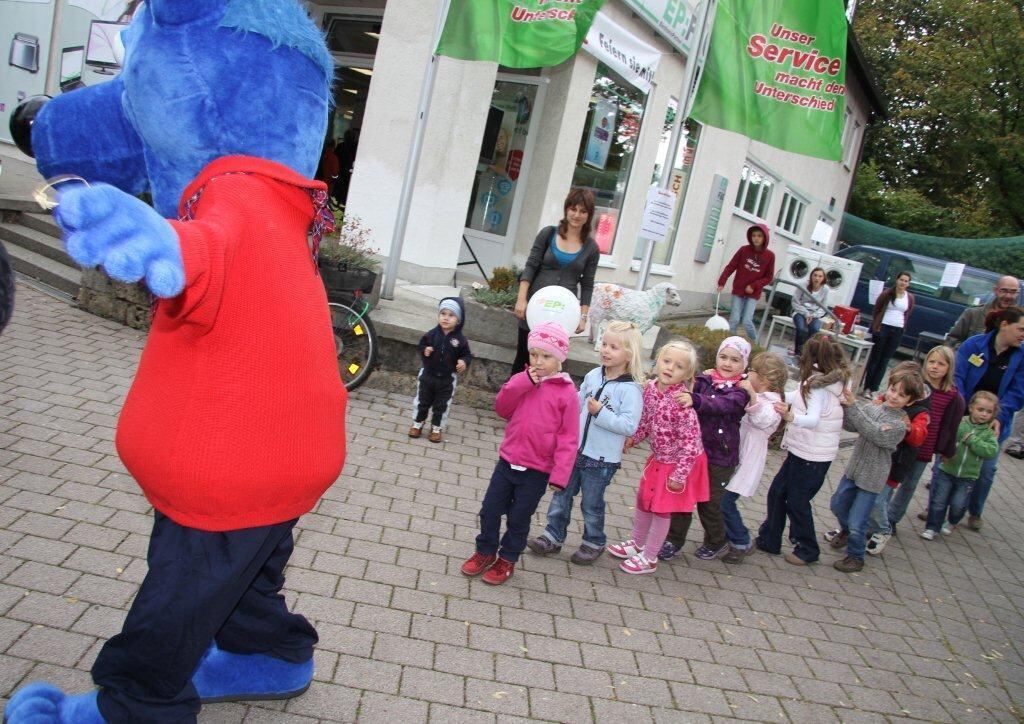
left=851, top=0, right=1024, bottom=237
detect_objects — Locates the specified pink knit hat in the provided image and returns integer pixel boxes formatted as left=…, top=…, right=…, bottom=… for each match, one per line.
left=528, top=322, right=570, bottom=362
left=719, top=335, right=751, bottom=367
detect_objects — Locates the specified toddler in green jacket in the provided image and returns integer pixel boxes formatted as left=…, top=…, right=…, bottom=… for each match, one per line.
left=922, top=391, right=1000, bottom=539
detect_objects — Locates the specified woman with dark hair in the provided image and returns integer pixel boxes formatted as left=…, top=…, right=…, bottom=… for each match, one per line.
left=861, top=271, right=914, bottom=397
left=511, top=188, right=600, bottom=376
left=791, top=266, right=829, bottom=356
left=952, top=306, right=1024, bottom=530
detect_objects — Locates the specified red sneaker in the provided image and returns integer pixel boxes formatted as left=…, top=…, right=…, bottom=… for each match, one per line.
left=460, top=551, right=496, bottom=577
left=481, top=557, right=515, bottom=585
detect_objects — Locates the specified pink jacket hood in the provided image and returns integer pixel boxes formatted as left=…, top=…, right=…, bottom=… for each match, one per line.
left=496, top=371, right=580, bottom=487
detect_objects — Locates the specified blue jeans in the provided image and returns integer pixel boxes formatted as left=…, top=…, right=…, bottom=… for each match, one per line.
left=886, top=457, right=930, bottom=528
left=926, top=467, right=973, bottom=531
left=968, top=453, right=998, bottom=518
left=542, top=460, right=618, bottom=549
left=829, top=475, right=879, bottom=561
left=756, top=453, right=831, bottom=562
left=729, top=295, right=757, bottom=339
left=792, top=314, right=821, bottom=355
left=477, top=459, right=550, bottom=563
left=866, top=485, right=895, bottom=536
left=720, top=490, right=750, bottom=549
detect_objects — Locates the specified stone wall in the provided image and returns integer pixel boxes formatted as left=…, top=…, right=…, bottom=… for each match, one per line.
left=77, top=269, right=153, bottom=330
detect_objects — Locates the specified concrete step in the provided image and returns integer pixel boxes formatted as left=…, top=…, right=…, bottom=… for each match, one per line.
left=0, top=221, right=76, bottom=268
left=19, top=211, right=61, bottom=239
left=5, top=243, right=80, bottom=298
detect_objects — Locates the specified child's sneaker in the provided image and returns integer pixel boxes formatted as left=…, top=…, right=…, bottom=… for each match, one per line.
left=428, top=426, right=443, bottom=443
left=695, top=543, right=729, bottom=560
left=722, top=545, right=753, bottom=564
left=657, top=541, right=681, bottom=560
left=607, top=540, right=641, bottom=559
left=526, top=536, right=561, bottom=556
left=570, top=545, right=603, bottom=565
left=833, top=555, right=864, bottom=573
left=826, top=529, right=848, bottom=549
left=408, top=424, right=423, bottom=438
left=619, top=553, right=658, bottom=575
left=941, top=523, right=956, bottom=536
left=920, top=529, right=937, bottom=541
left=460, top=551, right=496, bottom=576
left=481, top=558, right=514, bottom=585
left=866, top=533, right=891, bottom=556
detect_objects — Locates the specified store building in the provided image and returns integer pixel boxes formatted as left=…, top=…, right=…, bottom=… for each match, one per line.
left=0, top=0, right=884, bottom=308
left=314, top=0, right=884, bottom=306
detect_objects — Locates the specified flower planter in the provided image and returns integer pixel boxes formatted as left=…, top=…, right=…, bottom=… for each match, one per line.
left=460, top=287, right=520, bottom=348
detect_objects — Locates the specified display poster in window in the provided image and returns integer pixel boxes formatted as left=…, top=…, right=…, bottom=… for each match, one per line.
left=690, top=0, right=847, bottom=161
left=583, top=99, right=617, bottom=171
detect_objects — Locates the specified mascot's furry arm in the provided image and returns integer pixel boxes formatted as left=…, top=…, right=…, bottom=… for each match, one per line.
left=56, top=184, right=185, bottom=298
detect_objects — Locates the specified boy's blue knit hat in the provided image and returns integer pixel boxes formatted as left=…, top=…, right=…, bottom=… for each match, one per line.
left=438, top=298, right=462, bottom=322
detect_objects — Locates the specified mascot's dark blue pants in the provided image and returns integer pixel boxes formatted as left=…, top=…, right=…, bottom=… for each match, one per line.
left=92, top=511, right=317, bottom=721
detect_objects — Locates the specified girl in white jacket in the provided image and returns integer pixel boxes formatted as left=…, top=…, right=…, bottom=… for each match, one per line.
left=721, top=353, right=789, bottom=563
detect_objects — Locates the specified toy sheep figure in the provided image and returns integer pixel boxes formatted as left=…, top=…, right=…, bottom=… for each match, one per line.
left=588, top=281, right=683, bottom=346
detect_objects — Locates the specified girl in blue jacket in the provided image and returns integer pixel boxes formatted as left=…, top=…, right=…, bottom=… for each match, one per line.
left=954, top=306, right=1024, bottom=529
left=528, top=321, right=645, bottom=564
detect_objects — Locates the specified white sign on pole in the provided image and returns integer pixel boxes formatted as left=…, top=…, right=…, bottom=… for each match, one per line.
left=868, top=279, right=884, bottom=305
left=940, top=262, right=965, bottom=288
left=582, top=12, right=662, bottom=93
left=639, top=186, right=676, bottom=243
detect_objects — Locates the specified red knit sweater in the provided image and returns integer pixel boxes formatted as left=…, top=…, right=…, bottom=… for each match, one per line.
left=115, top=157, right=347, bottom=531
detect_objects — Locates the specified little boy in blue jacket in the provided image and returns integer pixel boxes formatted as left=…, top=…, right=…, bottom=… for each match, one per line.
left=409, top=297, right=472, bottom=443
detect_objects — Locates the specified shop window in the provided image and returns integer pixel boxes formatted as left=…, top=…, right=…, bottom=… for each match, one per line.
left=634, top=108, right=702, bottom=266
left=571, top=62, right=648, bottom=254
left=734, top=163, right=774, bottom=221
left=776, top=190, right=807, bottom=236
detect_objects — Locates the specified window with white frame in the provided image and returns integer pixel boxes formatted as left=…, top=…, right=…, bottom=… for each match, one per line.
left=734, top=163, right=774, bottom=221
left=841, top=106, right=861, bottom=168
left=776, top=189, right=807, bottom=236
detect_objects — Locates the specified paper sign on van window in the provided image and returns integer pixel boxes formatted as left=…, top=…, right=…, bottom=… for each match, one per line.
left=868, top=279, right=884, bottom=304
left=940, top=262, right=965, bottom=288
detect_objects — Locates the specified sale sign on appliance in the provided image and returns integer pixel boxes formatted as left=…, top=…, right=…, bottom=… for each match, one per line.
left=690, top=0, right=848, bottom=161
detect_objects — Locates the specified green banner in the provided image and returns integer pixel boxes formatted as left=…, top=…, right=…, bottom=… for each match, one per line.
left=690, top=0, right=848, bottom=161
left=436, top=0, right=605, bottom=68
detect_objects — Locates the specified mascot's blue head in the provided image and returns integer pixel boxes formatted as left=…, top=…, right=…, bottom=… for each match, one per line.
left=28, top=0, right=332, bottom=217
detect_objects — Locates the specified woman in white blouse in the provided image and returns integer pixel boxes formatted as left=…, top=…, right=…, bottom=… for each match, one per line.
left=862, top=271, right=915, bottom=396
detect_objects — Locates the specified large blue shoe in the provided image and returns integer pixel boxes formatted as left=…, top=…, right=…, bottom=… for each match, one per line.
left=192, top=642, right=314, bottom=703
left=5, top=683, right=105, bottom=723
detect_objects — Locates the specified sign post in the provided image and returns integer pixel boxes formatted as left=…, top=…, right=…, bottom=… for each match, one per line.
left=634, top=186, right=677, bottom=290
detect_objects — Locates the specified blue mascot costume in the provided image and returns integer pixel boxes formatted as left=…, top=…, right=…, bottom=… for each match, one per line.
left=6, top=1, right=347, bottom=721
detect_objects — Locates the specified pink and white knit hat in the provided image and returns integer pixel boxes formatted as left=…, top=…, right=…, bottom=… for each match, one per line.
left=719, top=336, right=751, bottom=367
left=528, top=322, right=570, bottom=362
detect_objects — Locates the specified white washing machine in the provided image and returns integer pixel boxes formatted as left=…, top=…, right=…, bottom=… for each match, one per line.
left=772, top=245, right=862, bottom=308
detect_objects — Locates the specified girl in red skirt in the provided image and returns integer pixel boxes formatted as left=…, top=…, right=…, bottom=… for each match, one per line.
left=608, top=340, right=710, bottom=574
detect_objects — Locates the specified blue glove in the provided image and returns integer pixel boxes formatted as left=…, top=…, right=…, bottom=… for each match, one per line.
left=55, top=183, right=185, bottom=298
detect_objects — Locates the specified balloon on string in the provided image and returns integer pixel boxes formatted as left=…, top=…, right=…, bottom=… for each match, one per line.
left=526, top=285, right=580, bottom=335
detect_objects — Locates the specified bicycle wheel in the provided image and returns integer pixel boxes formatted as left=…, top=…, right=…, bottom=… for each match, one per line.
left=327, top=301, right=378, bottom=391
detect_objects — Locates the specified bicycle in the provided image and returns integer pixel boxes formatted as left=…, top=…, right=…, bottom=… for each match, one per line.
left=327, top=289, right=378, bottom=391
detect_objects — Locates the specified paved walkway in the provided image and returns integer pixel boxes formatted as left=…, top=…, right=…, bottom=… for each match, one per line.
left=1, top=284, right=1023, bottom=723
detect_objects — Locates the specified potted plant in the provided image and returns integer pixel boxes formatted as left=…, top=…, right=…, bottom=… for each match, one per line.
left=460, top=265, right=521, bottom=347
left=318, top=209, right=382, bottom=307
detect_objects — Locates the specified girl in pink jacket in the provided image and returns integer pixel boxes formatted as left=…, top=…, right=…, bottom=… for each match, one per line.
left=461, top=322, right=580, bottom=586
left=608, top=340, right=710, bottom=575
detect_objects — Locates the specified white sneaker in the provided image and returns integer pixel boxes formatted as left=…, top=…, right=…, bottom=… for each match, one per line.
left=920, top=529, right=937, bottom=541
left=619, top=553, right=658, bottom=575
left=941, top=523, right=956, bottom=536
left=866, top=532, right=891, bottom=556
left=823, top=528, right=842, bottom=543
left=607, top=539, right=641, bottom=559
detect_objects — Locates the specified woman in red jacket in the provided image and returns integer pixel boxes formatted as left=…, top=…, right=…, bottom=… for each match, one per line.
left=717, top=224, right=775, bottom=340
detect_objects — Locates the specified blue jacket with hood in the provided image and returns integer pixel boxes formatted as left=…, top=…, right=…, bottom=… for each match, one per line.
left=418, top=297, right=472, bottom=377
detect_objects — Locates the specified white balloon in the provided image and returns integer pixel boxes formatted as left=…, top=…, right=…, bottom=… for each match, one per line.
left=526, top=285, right=580, bottom=335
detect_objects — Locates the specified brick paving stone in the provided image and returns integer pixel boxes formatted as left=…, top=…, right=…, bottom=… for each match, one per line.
left=4, top=286, right=1024, bottom=721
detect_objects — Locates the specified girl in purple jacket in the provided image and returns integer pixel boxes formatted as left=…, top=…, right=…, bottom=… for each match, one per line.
left=660, top=336, right=752, bottom=561
left=460, top=322, right=580, bottom=586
